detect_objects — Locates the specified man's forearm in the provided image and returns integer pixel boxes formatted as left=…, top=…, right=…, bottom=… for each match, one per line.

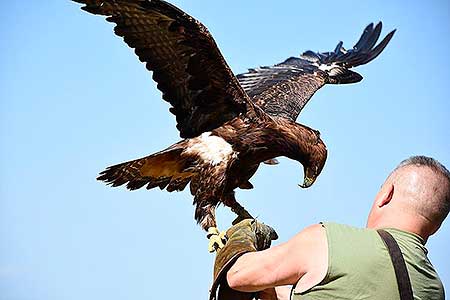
left=227, top=243, right=298, bottom=292
left=227, top=251, right=274, bottom=292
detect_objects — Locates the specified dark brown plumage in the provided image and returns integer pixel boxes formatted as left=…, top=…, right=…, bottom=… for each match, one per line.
left=73, top=0, right=394, bottom=235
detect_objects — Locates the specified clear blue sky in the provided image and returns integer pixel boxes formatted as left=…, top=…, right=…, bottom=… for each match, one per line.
left=1, top=1, right=449, bottom=299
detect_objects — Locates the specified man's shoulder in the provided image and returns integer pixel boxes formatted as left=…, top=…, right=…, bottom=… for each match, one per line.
left=288, top=224, right=327, bottom=248
left=287, top=224, right=329, bottom=293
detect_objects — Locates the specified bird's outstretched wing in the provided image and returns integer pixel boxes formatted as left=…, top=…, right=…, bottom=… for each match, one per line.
left=237, top=22, right=396, bottom=121
left=73, top=0, right=254, bottom=138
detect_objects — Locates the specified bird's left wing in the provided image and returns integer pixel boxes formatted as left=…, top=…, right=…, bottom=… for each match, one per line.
left=238, top=64, right=327, bottom=121
left=238, top=22, right=395, bottom=121
left=73, top=0, right=254, bottom=138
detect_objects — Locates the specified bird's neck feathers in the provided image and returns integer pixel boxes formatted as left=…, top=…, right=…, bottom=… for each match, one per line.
left=272, top=119, right=323, bottom=161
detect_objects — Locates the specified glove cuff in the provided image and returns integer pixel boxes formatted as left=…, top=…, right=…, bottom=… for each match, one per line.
left=209, top=219, right=278, bottom=300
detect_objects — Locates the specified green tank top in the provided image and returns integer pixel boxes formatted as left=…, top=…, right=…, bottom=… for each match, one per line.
left=291, top=222, right=444, bottom=300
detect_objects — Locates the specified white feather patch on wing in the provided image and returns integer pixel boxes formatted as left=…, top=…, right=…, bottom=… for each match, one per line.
left=185, top=132, right=236, bottom=166
left=317, top=63, right=336, bottom=72
left=317, top=63, right=345, bottom=76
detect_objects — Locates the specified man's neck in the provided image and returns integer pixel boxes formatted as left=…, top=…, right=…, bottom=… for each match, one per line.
left=367, top=217, right=430, bottom=243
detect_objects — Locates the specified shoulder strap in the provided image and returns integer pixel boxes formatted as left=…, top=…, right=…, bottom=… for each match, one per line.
left=377, top=229, right=414, bottom=300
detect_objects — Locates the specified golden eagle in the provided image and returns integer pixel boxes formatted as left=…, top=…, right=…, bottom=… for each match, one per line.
left=73, top=0, right=395, bottom=251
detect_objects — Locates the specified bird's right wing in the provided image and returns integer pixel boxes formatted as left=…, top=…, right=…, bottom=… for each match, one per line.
left=238, top=22, right=395, bottom=121
left=73, top=0, right=255, bottom=138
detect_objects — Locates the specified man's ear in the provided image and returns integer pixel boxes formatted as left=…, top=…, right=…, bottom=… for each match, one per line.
left=376, top=184, right=394, bottom=208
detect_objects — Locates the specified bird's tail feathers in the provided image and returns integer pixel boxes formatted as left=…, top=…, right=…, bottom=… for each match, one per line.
left=97, top=144, right=194, bottom=192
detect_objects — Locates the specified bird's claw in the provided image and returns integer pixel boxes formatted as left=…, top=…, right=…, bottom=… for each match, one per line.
left=207, top=227, right=227, bottom=253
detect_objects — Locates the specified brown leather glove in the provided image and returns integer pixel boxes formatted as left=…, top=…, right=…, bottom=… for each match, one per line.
left=209, top=219, right=278, bottom=300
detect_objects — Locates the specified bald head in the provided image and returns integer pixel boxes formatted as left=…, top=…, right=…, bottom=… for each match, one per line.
left=367, top=156, right=450, bottom=238
left=388, top=156, right=450, bottom=224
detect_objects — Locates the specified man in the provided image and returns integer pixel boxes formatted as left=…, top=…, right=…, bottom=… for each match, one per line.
left=217, top=156, right=449, bottom=299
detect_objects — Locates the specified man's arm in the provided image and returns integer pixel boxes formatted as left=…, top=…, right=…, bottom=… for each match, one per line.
left=258, top=286, right=292, bottom=300
left=226, top=224, right=328, bottom=293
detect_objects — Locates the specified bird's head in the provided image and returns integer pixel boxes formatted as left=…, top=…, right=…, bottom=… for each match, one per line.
left=276, top=119, right=328, bottom=189
left=295, top=128, right=328, bottom=189
left=299, top=157, right=325, bottom=188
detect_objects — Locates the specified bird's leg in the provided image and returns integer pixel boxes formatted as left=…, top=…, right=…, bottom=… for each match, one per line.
left=223, top=192, right=254, bottom=224
left=231, top=201, right=254, bottom=225
left=201, top=205, right=227, bottom=253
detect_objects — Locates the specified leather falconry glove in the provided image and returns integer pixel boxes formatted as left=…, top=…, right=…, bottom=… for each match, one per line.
left=209, top=219, right=278, bottom=300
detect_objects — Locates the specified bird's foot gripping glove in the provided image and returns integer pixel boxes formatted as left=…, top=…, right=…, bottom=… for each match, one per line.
left=209, top=219, right=278, bottom=300
left=208, top=227, right=228, bottom=253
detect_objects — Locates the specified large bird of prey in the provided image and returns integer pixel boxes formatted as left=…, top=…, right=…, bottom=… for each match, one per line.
left=73, top=0, right=395, bottom=251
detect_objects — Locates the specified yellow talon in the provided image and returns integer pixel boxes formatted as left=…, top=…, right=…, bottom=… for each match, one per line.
left=207, top=227, right=227, bottom=253
left=219, top=230, right=227, bottom=241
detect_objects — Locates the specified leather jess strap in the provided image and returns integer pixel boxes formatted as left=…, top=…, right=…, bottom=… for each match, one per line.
left=377, top=229, right=414, bottom=300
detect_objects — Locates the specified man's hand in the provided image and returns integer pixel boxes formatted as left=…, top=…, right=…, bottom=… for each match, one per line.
left=209, top=219, right=278, bottom=300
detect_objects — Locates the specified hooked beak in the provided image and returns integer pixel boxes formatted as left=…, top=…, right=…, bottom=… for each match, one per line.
left=298, top=166, right=317, bottom=188
left=298, top=176, right=316, bottom=188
